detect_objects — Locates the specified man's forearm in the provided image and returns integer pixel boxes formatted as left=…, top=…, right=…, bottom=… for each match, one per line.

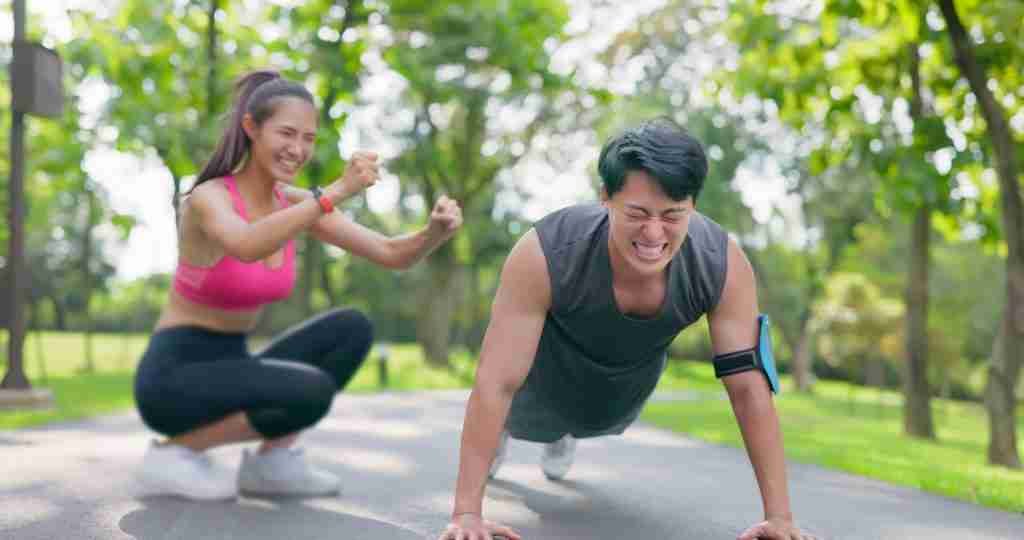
left=729, top=386, right=792, bottom=520
left=452, top=385, right=514, bottom=516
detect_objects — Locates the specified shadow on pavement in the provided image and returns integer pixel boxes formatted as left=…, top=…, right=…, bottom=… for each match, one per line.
left=487, top=477, right=723, bottom=539
left=120, top=496, right=423, bottom=540
left=0, top=434, right=33, bottom=446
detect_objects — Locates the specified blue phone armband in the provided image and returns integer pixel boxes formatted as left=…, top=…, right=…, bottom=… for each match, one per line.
left=712, top=314, right=780, bottom=394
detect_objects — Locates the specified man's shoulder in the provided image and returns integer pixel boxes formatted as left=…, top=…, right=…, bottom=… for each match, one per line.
left=534, top=203, right=607, bottom=254
left=684, top=211, right=729, bottom=256
left=675, top=212, right=731, bottom=316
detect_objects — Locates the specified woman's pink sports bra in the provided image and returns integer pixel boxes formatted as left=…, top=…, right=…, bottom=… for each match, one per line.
left=173, top=176, right=296, bottom=311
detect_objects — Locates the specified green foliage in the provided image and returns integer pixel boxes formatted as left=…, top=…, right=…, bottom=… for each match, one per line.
left=4, top=0, right=1019, bottom=404
left=68, top=0, right=254, bottom=184
left=841, top=217, right=1006, bottom=398
left=812, top=271, right=904, bottom=372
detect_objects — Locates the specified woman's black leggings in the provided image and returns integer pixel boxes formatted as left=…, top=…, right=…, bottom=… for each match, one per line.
left=134, top=308, right=373, bottom=439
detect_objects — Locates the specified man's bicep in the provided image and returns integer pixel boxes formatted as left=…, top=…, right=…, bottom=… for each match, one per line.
left=475, top=230, right=551, bottom=393
left=707, top=237, right=759, bottom=355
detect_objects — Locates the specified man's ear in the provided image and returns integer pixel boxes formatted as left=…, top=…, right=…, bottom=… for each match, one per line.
left=599, top=185, right=609, bottom=204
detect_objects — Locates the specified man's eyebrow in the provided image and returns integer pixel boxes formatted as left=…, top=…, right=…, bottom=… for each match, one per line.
left=624, top=203, right=689, bottom=215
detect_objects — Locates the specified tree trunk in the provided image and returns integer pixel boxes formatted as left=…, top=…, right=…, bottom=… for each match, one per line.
left=319, top=244, right=338, bottom=307
left=938, top=0, right=1023, bottom=468
left=792, top=311, right=814, bottom=392
left=902, top=43, right=935, bottom=439
left=29, top=302, right=47, bottom=384
left=464, top=263, right=483, bottom=351
left=416, top=243, right=462, bottom=367
left=985, top=317, right=1022, bottom=468
left=207, top=0, right=221, bottom=118
left=904, top=205, right=935, bottom=438
left=866, top=358, right=886, bottom=389
left=171, top=174, right=183, bottom=230
left=49, top=294, right=67, bottom=331
left=299, top=237, right=317, bottom=317
left=81, top=189, right=96, bottom=373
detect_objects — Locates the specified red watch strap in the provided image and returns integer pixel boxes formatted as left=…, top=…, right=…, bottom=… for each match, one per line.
left=317, top=194, right=334, bottom=213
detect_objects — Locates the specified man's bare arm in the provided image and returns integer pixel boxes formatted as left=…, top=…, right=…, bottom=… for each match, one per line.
left=452, top=229, right=551, bottom=517
left=708, top=237, right=794, bottom=524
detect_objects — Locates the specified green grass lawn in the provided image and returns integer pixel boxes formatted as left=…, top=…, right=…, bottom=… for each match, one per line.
left=0, top=372, right=137, bottom=429
left=646, top=361, right=1024, bottom=514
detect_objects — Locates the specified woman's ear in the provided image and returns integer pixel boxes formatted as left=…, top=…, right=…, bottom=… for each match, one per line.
left=241, top=113, right=258, bottom=141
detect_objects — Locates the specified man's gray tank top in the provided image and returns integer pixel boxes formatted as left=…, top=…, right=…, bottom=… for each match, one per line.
left=512, top=203, right=729, bottom=437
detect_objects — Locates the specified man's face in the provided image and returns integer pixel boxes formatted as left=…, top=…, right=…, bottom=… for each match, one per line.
left=603, top=170, right=694, bottom=277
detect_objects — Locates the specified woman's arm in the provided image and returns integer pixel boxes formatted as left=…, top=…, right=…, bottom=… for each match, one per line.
left=189, top=179, right=329, bottom=263
left=280, top=185, right=463, bottom=270
left=190, top=152, right=378, bottom=262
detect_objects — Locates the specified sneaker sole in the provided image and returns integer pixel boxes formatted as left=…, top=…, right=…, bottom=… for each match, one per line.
left=137, top=475, right=238, bottom=501
left=238, top=487, right=340, bottom=498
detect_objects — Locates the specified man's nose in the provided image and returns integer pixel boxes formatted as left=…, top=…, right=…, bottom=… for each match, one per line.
left=639, top=220, right=665, bottom=242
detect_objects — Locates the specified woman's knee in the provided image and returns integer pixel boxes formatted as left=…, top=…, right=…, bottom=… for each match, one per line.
left=248, top=371, right=337, bottom=437
left=324, top=308, right=375, bottom=359
left=330, top=308, right=374, bottom=341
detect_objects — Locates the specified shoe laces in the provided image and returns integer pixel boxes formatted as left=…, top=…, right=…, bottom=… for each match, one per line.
left=546, top=436, right=572, bottom=457
left=188, top=449, right=215, bottom=469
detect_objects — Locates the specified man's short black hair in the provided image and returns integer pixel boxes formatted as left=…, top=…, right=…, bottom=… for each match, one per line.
left=597, top=117, right=708, bottom=202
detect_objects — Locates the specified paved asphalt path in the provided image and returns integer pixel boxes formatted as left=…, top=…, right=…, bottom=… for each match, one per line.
left=1, top=390, right=1022, bottom=539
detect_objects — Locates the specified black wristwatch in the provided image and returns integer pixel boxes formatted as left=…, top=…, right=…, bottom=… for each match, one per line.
left=309, top=185, right=333, bottom=213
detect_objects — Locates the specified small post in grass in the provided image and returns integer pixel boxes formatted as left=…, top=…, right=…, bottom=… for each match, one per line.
left=376, top=343, right=390, bottom=389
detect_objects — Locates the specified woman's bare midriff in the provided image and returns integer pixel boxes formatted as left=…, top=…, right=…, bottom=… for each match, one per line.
left=155, top=289, right=265, bottom=334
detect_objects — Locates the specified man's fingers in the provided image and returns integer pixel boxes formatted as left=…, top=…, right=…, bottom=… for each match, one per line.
left=737, top=525, right=762, bottom=540
left=492, top=525, right=521, bottom=540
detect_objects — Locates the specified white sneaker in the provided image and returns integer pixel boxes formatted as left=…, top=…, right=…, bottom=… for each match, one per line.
left=488, top=431, right=510, bottom=479
left=137, top=441, right=237, bottom=501
left=541, top=434, right=576, bottom=480
left=238, top=447, right=340, bottom=497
